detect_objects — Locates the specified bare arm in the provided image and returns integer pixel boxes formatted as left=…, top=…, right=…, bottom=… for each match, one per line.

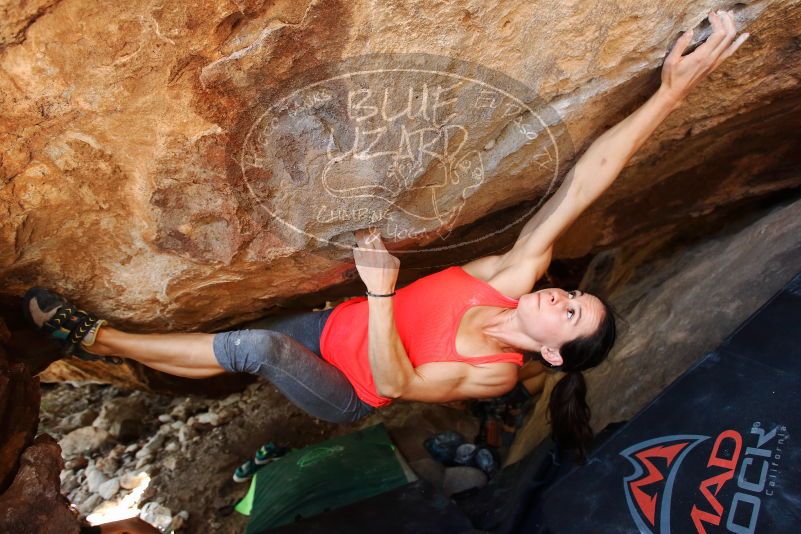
left=465, top=88, right=682, bottom=295
left=471, top=11, right=749, bottom=294
left=365, top=295, right=414, bottom=398
left=353, top=228, right=410, bottom=398
left=506, top=86, right=680, bottom=263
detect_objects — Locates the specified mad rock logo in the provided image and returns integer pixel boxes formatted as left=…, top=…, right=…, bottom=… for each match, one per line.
left=622, top=434, right=709, bottom=534
left=621, top=424, right=788, bottom=534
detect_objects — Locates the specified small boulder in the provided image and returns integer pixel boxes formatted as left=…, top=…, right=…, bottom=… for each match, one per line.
left=60, top=470, right=80, bottom=494
left=58, top=409, right=100, bottom=434
left=78, top=493, right=103, bottom=515
left=97, top=477, right=120, bottom=500
left=119, top=471, right=148, bottom=490
left=409, top=458, right=445, bottom=488
left=162, top=456, right=178, bottom=471
left=140, top=502, right=173, bottom=531
left=92, top=396, right=149, bottom=442
left=64, top=456, right=88, bottom=470
left=135, top=432, right=166, bottom=460
left=94, top=455, right=120, bottom=476
left=169, top=511, right=189, bottom=531
left=195, top=411, right=220, bottom=427
left=58, top=426, right=111, bottom=459
left=84, top=465, right=108, bottom=493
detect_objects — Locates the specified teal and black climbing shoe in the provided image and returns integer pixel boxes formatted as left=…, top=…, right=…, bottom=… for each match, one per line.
left=254, top=442, right=287, bottom=465
left=233, top=459, right=261, bottom=483
left=21, top=287, right=122, bottom=364
left=233, top=443, right=288, bottom=482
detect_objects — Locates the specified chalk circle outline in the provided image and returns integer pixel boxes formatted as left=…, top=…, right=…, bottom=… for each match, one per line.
left=230, top=53, right=572, bottom=259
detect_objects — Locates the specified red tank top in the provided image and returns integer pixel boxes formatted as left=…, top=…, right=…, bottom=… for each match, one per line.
left=319, top=266, right=524, bottom=408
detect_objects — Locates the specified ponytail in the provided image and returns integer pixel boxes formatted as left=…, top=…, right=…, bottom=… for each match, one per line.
left=531, top=292, right=616, bottom=463
left=548, top=370, right=592, bottom=463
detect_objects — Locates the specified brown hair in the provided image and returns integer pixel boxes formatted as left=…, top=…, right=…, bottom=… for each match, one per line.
left=546, top=295, right=616, bottom=462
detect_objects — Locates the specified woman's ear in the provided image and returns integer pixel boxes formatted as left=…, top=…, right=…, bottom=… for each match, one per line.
left=541, top=346, right=564, bottom=367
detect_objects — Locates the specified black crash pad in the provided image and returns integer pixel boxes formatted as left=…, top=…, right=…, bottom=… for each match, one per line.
left=527, top=270, right=801, bottom=533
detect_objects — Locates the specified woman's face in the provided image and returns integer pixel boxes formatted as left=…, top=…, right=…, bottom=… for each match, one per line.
left=517, top=288, right=605, bottom=358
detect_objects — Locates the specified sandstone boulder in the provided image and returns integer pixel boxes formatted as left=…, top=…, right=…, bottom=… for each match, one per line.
left=0, top=1, right=799, bottom=389
left=0, top=322, right=39, bottom=492
left=0, top=319, right=78, bottom=532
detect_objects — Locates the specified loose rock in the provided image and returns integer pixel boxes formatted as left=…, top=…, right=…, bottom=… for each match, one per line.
left=140, top=502, right=173, bottom=531
left=93, top=396, right=149, bottom=442
left=98, top=477, right=120, bottom=500
left=136, top=433, right=167, bottom=460
left=120, top=471, right=148, bottom=490
left=58, top=426, right=111, bottom=459
left=84, top=465, right=108, bottom=493
left=59, top=409, right=100, bottom=434
left=78, top=494, right=103, bottom=515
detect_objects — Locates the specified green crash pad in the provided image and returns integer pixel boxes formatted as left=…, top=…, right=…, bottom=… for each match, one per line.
left=236, top=423, right=416, bottom=532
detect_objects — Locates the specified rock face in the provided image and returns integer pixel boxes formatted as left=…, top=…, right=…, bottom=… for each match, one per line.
left=0, top=320, right=39, bottom=493
left=2, top=0, right=799, bottom=333
left=0, top=320, right=81, bottom=531
left=1, top=0, right=798, bottom=527
left=0, top=431, right=81, bottom=533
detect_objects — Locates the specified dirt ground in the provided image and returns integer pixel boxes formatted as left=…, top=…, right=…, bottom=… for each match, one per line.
left=40, top=379, right=485, bottom=532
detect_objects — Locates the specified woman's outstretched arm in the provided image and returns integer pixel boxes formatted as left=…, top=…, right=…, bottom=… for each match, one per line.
left=481, top=10, right=749, bottom=295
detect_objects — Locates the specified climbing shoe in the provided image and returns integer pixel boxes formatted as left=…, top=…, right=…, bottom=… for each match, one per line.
left=254, top=442, right=287, bottom=465
left=21, top=287, right=122, bottom=364
left=233, top=459, right=261, bottom=483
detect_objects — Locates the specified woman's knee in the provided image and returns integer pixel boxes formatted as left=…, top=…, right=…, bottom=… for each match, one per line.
left=215, top=329, right=285, bottom=375
left=317, top=409, right=367, bottom=425
left=320, top=399, right=374, bottom=424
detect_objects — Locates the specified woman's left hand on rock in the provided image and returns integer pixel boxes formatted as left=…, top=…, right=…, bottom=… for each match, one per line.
left=353, top=228, right=400, bottom=295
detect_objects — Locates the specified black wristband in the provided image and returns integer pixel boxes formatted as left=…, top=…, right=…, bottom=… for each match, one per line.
left=366, top=290, right=396, bottom=297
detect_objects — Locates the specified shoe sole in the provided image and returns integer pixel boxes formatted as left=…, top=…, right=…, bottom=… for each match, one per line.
left=21, top=287, right=67, bottom=330
left=232, top=473, right=253, bottom=483
left=22, top=287, right=123, bottom=365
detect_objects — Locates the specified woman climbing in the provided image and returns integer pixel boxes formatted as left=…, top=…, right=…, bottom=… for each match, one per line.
left=22, top=11, right=748, bottom=460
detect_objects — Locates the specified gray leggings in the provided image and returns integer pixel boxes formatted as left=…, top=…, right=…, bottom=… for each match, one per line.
left=212, top=308, right=375, bottom=424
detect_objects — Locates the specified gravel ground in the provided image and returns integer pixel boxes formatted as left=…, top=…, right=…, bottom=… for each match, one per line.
left=40, top=380, right=482, bottom=533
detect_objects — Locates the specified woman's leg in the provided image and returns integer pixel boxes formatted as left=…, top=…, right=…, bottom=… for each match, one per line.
left=85, top=310, right=373, bottom=423
left=240, top=308, right=333, bottom=357
left=85, top=308, right=334, bottom=379
left=87, top=327, right=223, bottom=378
left=213, top=328, right=373, bottom=423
